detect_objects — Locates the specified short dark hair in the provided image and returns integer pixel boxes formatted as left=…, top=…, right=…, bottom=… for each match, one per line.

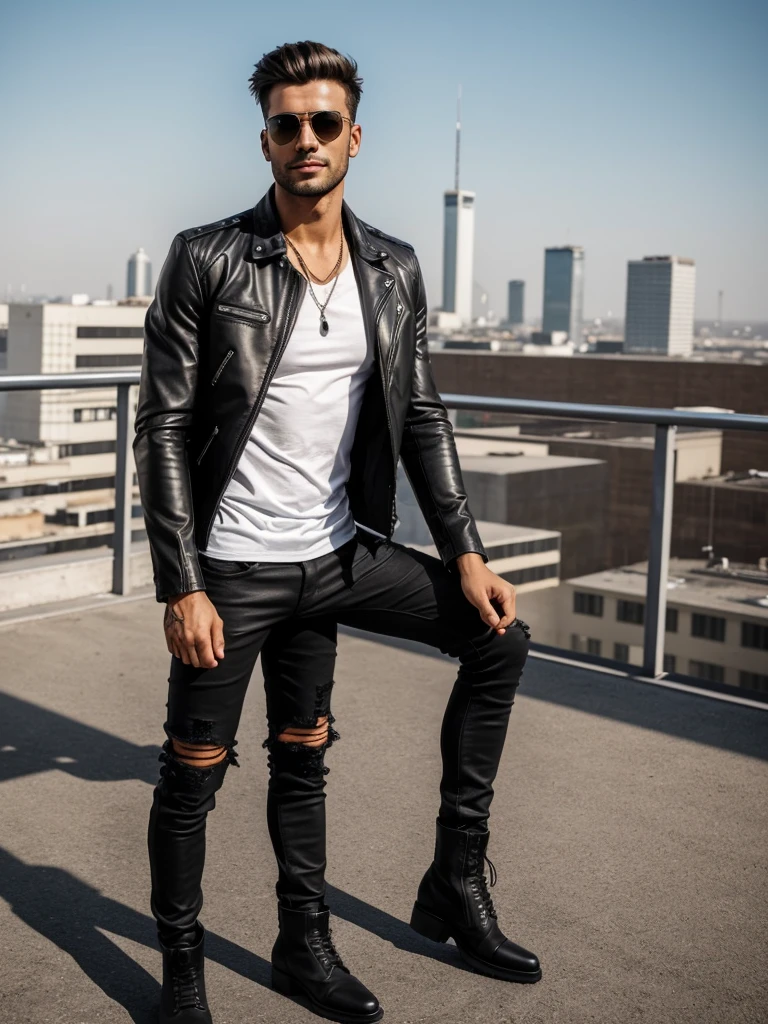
left=248, top=41, right=363, bottom=122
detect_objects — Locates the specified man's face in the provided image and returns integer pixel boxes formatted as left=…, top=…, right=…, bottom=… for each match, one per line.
left=260, top=79, right=361, bottom=197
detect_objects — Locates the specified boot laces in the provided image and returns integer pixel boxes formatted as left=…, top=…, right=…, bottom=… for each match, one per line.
left=468, top=849, right=498, bottom=920
left=172, top=966, right=205, bottom=1011
left=309, top=925, right=349, bottom=974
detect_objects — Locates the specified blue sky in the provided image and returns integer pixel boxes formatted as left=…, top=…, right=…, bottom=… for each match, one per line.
left=1, top=0, right=766, bottom=320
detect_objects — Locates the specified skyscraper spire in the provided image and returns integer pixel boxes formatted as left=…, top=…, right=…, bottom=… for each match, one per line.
left=442, top=84, right=475, bottom=327
left=454, top=84, right=462, bottom=192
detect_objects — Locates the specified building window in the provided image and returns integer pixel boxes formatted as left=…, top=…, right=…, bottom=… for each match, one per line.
left=617, top=599, right=644, bottom=624
left=74, top=407, right=117, bottom=423
left=688, top=660, right=724, bottom=684
left=615, top=601, right=677, bottom=630
left=741, top=621, right=768, bottom=651
left=58, top=440, right=117, bottom=457
left=691, top=614, right=726, bottom=642
left=614, top=642, right=629, bottom=662
left=571, top=634, right=601, bottom=656
left=739, top=671, right=768, bottom=693
left=76, top=326, right=144, bottom=338
left=495, top=537, right=560, bottom=559
left=574, top=592, right=603, bottom=617
left=503, top=563, right=558, bottom=585
left=663, top=654, right=676, bottom=673
left=75, top=354, right=143, bottom=368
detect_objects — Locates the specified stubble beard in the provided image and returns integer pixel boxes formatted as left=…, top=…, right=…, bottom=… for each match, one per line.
left=273, top=154, right=350, bottom=198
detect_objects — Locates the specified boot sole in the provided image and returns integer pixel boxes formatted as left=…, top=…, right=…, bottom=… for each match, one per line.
left=271, top=966, right=384, bottom=1023
left=410, top=902, right=542, bottom=984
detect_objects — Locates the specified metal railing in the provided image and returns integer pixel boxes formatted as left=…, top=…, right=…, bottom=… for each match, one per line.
left=2, top=372, right=767, bottom=679
left=1, top=371, right=140, bottom=595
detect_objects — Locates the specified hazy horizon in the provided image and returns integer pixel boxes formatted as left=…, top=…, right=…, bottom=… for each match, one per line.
left=1, top=0, right=766, bottom=321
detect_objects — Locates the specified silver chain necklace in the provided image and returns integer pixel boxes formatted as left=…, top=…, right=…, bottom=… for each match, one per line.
left=285, top=230, right=345, bottom=337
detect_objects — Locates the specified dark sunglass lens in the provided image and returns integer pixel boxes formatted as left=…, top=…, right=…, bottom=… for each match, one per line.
left=269, top=114, right=300, bottom=145
left=311, top=110, right=344, bottom=142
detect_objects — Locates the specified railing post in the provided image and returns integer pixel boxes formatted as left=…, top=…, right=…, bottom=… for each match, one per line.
left=643, top=424, right=676, bottom=677
left=112, top=383, right=134, bottom=595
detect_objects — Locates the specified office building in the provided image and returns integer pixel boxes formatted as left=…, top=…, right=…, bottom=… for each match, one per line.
left=1, top=303, right=144, bottom=455
left=561, top=557, right=768, bottom=692
left=126, top=247, right=152, bottom=299
left=442, top=189, right=475, bottom=325
left=431, top=349, right=767, bottom=472
left=441, top=90, right=475, bottom=327
left=542, top=246, right=584, bottom=343
left=624, top=256, right=696, bottom=356
left=455, top=422, right=728, bottom=572
left=507, top=280, right=524, bottom=326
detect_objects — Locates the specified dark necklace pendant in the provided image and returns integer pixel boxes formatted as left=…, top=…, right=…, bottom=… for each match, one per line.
left=319, top=315, right=329, bottom=337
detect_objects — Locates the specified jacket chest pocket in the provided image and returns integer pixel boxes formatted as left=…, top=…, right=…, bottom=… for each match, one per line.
left=214, top=302, right=272, bottom=327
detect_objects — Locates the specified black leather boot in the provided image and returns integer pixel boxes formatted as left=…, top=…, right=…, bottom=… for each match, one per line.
left=271, top=904, right=383, bottom=1023
left=158, top=923, right=213, bottom=1022
left=410, top=820, right=541, bottom=983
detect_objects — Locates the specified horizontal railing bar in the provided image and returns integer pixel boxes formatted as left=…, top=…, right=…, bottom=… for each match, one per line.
left=442, top=394, right=768, bottom=432
left=0, top=372, right=141, bottom=391
left=0, top=375, right=765, bottom=432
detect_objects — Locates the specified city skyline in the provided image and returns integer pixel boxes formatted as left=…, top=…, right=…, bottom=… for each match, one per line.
left=1, top=0, right=766, bottom=320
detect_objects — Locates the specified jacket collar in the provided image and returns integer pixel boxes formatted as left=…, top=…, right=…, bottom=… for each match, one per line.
left=250, top=183, right=390, bottom=266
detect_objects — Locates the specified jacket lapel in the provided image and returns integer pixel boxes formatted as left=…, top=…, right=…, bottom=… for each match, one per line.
left=342, top=202, right=399, bottom=387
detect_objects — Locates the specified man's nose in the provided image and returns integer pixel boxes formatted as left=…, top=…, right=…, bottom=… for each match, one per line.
left=295, top=117, right=318, bottom=152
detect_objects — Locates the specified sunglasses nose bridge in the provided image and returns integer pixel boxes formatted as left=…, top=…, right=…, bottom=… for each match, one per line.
left=296, top=114, right=319, bottom=148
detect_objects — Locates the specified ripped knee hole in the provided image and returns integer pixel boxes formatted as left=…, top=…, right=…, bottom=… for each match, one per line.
left=171, top=738, right=229, bottom=767
left=277, top=714, right=329, bottom=748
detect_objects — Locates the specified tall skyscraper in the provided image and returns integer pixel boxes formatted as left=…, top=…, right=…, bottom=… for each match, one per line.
left=126, top=248, right=152, bottom=299
left=442, top=88, right=475, bottom=326
left=542, top=246, right=584, bottom=343
left=507, top=280, right=525, bottom=326
left=624, top=256, right=696, bottom=356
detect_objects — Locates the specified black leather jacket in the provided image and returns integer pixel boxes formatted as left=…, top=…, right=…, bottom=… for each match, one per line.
left=134, top=184, right=488, bottom=603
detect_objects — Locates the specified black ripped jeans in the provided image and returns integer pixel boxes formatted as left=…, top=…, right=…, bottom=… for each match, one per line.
left=148, top=525, right=531, bottom=947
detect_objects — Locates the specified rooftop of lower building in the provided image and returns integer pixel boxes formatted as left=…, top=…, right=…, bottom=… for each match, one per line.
left=567, top=557, right=768, bottom=617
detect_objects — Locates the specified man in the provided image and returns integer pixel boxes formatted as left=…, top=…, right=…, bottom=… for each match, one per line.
left=134, top=40, right=541, bottom=1024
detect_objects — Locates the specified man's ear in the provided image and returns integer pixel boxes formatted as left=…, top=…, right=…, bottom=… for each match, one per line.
left=260, top=129, right=271, bottom=162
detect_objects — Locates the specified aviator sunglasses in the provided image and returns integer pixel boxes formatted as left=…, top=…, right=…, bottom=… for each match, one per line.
left=265, top=109, right=354, bottom=146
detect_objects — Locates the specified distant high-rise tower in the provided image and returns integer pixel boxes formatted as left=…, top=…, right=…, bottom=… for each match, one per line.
left=126, top=248, right=152, bottom=298
left=542, top=246, right=584, bottom=343
left=507, top=281, right=525, bottom=326
left=624, top=256, right=695, bottom=356
left=442, top=87, right=475, bottom=326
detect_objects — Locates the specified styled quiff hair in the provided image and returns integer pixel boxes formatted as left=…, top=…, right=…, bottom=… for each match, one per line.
left=248, top=41, right=363, bottom=121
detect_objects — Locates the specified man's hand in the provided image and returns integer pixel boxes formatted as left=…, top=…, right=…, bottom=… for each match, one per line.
left=163, top=591, right=225, bottom=668
left=455, top=553, right=516, bottom=634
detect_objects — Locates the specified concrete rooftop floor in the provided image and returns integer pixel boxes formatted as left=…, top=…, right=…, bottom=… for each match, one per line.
left=1, top=590, right=766, bottom=1024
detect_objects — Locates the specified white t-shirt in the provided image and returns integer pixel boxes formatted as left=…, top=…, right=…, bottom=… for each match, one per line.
left=202, top=257, right=376, bottom=561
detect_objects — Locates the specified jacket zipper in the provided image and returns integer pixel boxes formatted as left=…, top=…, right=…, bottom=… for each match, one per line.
left=211, top=349, right=234, bottom=386
left=216, top=303, right=271, bottom=326
left=196, top=425, right=219, bottom=464
left=388, top=299, right=405, bottom=533
left=385, top=298, right=405, bottom=384
left=372, top=280, right=399, bottom=534
left=204, top=275, right=304, bottom=546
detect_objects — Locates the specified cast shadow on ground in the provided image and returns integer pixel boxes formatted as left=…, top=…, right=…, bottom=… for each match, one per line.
left=326, top=883, right=473, bottom=973
left=0, top=846, right=271, bottom=1023
left=0, top=846, right=465, bottom=1022
left=0, top=690, right=160, bottom=785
